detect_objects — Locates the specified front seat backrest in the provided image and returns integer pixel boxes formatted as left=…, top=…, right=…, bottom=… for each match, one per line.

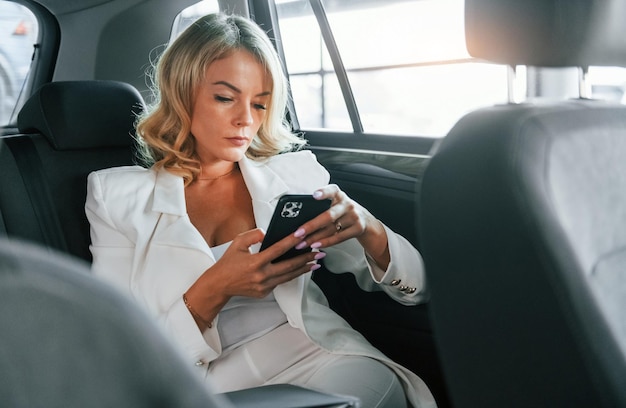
left=0, top=238, right=231, bottom=408
left=419, top=0, right=626, bottom=407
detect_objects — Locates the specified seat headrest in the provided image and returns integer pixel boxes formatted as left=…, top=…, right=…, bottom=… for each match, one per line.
left=465, top=0, right=626, bottom=67
left=17, top=80, right=145, bottom=150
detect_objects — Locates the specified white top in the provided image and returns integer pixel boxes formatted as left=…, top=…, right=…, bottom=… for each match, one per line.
left=212, top=241, right=288, bottom=352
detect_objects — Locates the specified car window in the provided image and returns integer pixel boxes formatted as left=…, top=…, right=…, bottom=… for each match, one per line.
left=0, top=1, right=38, bottom=126
left=274, top=0, right=626, bottom=138
left=168, top=0, right=626, bottom=139
left=588, top=66, right=626, bottom=102
left=275, top=0, right=509, bottom=137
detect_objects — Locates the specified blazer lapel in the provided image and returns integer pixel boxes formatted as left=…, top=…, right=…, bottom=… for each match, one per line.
left=239, top=157, right=307, bottom=330
left=150, top=167, right=213, bottom=259
left=146, top=159, right=291, bottom=261
left=146, top=160, right=290, bottom=262
left=143, top=160, right=307, bottom=329
left=239, top=156, right=289, bottom=231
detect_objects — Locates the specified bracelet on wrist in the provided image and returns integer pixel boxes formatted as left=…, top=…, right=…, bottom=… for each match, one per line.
left=182, top=293, right=212, bottom=329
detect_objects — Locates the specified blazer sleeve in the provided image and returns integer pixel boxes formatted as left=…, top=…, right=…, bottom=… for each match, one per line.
left=323, top=228, right=428, bottom=306
left=85, top=170, right=135, bottom=285
left=287, top=151, right=428, bottom=305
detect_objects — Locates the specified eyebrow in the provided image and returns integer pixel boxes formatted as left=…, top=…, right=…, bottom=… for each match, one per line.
left=212, top=80, right=271, bottom=97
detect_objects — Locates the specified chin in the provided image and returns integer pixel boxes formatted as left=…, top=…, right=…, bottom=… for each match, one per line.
left=223, top=149, right=248, bottom=163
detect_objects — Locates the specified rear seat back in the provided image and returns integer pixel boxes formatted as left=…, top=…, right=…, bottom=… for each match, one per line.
left=0, top=80, right=144, bottom=261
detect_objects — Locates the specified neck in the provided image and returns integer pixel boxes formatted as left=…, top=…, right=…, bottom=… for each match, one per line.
left=197, top=163, right=238, bottom=181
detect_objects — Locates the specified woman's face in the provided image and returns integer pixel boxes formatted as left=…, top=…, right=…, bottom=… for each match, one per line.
left=190, top=49, right=271, bottom=165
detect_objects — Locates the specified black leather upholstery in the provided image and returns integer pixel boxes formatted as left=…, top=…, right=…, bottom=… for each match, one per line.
left=0, top=80, right=143, bottom=261
left=419, top=0, right=626, bottom=406
left=18, top=80, right=142, bottom=150
left=421, top=101, right=626, bottom=407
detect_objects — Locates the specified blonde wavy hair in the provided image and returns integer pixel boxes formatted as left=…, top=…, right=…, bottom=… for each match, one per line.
left=136, top=13, right=305, bottom=185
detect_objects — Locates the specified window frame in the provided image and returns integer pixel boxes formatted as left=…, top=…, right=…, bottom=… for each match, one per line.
left=250, top=0, right=439, bottom=156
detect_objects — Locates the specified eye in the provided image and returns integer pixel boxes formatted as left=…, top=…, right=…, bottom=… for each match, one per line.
left=254, top=103, right=267, bottom=111
left=214, top=95, right=233, bottom=103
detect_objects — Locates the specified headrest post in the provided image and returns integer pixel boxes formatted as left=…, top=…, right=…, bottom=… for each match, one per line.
left=578, top=66, right=591, bottom=99
left=507, top=65, right=524, bottom=104
left=506, top=65, right=515, bottom=104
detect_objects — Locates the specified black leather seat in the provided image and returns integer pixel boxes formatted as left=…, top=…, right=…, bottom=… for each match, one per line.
left=419, top=0, right=626, bottom=407
left=0, top=80, right=143, bottom=261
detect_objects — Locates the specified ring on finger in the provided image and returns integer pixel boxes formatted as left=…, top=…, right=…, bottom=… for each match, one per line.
left=335, top=221, right=343, bottom=232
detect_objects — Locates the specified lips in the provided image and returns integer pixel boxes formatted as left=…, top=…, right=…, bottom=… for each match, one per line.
left=226, top=136, right=249, bottom=146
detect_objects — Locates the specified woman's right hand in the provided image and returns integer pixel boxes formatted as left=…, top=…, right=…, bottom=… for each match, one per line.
left=214, top=227, right=324, bottom=298
left=183, top=228, right=325, bottom=329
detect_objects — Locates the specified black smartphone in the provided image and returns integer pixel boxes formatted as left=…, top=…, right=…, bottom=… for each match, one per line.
left=260, top=194, right=331, bottom=263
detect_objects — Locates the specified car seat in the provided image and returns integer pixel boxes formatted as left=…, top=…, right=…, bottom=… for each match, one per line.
left=0, top=80, right=142, bottom=261
left=419, top=0, right=626, bottom=407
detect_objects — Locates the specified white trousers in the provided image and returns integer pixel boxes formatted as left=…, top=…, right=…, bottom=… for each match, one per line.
left=206, top=323, right=408, bottom=408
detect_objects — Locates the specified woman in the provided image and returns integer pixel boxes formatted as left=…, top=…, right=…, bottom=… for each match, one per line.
left=85, top=13, right=435, bottom=408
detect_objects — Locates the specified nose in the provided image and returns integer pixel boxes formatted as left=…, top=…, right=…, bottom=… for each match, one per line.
left=234, top=104, right=253, bottom=127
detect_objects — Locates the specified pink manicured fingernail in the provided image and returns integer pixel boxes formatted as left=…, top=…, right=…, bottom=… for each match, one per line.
left=310, top=263, right=321, bottom=272
left=314, top=252, right=326, bottom=260
left=313, top=191, right=323, bottom=199
left=310, top=242, right=322, bottom=249
left=294, top=228, right=306, bottom=238
left=295, top=241, right=307, bottom=250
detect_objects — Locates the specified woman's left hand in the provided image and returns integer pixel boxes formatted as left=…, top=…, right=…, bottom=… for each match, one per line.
left=294, top=184, right=390, bottom=269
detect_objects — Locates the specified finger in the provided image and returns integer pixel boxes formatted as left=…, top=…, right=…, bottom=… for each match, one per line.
left=257, top=226, right=310, bottom=263
left=299, top=210, right=358, bottom=248
left=266, top=256, right=323, bottom=286
left=312, top=184, right=341, bottom=201
left=232, top=228, right=266, bottom=251
left=333, top=220, right=344, bottom=235
left=294, top=194, right=349, bottom=240
left=319, top=187, right=351, bottom=223
left=293, top=209, right=335, bottom=242
left=307, top=213, right=370, bottom=250
left=332, top=209, right=362, bottom=233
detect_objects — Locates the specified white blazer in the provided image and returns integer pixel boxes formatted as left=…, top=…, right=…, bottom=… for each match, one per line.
left=85, top=150, right=435, bottom=408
